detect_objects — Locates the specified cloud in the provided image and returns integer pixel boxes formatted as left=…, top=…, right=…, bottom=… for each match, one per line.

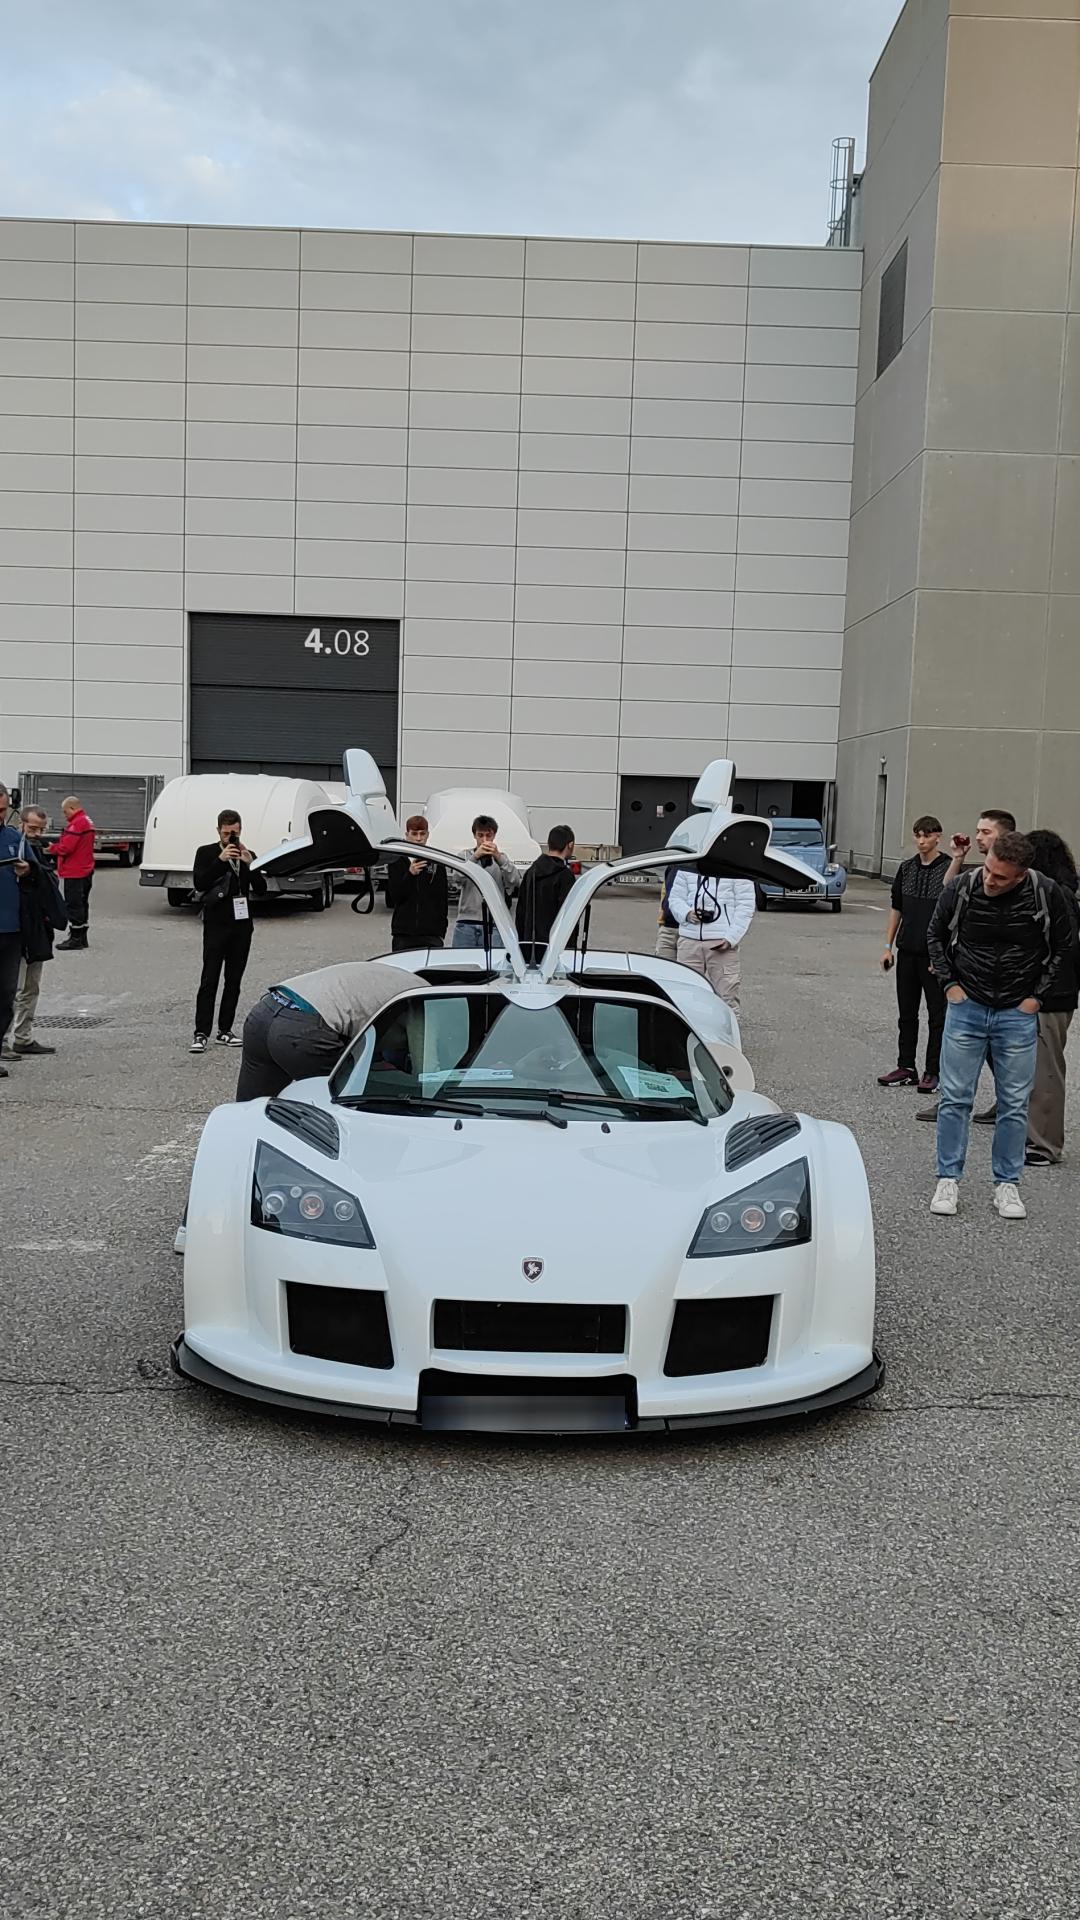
left=0, top=0, right=901, bottom=243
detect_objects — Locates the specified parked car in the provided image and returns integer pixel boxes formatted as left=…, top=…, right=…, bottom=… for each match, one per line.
left=757, top=819, right=847, bottom=913
left=171, top=758, right=881, bottom=1435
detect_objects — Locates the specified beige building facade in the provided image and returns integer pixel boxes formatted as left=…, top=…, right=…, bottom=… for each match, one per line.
left=837, top=0, right=1080, bottom=870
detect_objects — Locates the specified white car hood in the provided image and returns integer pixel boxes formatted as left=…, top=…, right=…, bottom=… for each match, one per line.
left=331, top=1103, right=776, bottom=1301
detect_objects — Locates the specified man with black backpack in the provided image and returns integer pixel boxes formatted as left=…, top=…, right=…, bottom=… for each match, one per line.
left=189, top=810, right=267, bottom=1055
left=926, top=830, right=1072, bottom=1221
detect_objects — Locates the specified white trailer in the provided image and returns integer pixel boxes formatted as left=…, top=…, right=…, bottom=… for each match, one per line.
left=139, top=773, right=342, bottom=909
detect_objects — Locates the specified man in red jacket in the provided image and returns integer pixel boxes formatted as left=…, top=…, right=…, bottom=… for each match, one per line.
left=52, top=796, right=95, bottom=951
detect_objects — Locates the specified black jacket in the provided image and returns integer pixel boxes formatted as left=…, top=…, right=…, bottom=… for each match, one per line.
left=890, top=852, right=950, bottom=953
left=927, top=869, right=1072, bottom=1010
left=515, top=854, right=575, bottom=958
left=193, top=841, right=267, bottom=925
left=384, top=854, right=449, bottom=944
left=18, top=841, right=64, bottom=963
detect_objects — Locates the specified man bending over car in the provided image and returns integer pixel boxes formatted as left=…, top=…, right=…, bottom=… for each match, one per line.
left=236, top=960, right=424, bottom=1101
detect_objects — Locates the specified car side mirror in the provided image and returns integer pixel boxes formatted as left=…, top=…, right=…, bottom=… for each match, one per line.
left=828, top=843, right=837, bottom=856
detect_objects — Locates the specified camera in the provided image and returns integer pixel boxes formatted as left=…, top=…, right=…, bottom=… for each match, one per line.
left=697, top=906, right=719, bottom=924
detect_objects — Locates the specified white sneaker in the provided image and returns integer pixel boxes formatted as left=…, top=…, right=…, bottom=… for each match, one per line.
left=173, top=1220, right=187, bottom=1255
left=931, top=1178, right=959, bottom=1215
left=189, top=1033, right=208, bottom=1054
left=994, top=1182, right=1026, bottom=1220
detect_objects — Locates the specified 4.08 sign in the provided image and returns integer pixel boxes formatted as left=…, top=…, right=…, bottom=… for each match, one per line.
left=303, top=626, right=370, bottom=658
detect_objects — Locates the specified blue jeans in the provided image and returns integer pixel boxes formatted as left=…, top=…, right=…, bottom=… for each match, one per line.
left=452, top=920, right=503, bottom=950
left=936, top=999, right=1038, bottom=1183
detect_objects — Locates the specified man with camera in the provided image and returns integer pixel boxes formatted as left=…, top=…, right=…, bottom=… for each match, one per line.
left=667, top=865, right=755, bottom=1011
left=190, top=810, right=266, bottom=1054
left=384, top=814, right=449, bottom=951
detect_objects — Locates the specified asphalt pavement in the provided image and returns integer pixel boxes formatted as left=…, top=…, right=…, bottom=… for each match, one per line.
left=2, top=871, right=1077, bottom=1919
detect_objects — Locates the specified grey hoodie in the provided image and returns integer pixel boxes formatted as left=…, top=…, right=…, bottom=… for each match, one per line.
left=455, top=845, right=520, bottom=924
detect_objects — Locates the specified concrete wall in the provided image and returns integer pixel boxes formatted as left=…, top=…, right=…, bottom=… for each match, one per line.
left=839, top=0, right=1080, bottom=869
left=0, top=220, right=860, bottom=840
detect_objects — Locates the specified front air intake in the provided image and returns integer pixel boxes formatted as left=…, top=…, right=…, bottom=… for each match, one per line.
left=663, top=1297, right=774, bottom=1376
left=286, top=1282, right=393, bottom=1368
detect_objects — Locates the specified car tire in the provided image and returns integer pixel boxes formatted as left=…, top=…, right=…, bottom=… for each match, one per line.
left=831, top=899, right=843, bottom=914
left=117, top=846, right=133, bottom=868
left=166, top=887, right=190, bottom=909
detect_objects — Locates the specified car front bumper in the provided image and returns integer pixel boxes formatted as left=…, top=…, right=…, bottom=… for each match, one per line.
left=171, top=1335, right=883, bottom=1435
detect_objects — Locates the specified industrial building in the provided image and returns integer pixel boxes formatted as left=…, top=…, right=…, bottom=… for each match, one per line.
left=0, top=0, right=1075, bottom=867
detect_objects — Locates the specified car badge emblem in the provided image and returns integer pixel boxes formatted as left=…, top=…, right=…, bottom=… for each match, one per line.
left=522, top=1258, right=544, bottom=1283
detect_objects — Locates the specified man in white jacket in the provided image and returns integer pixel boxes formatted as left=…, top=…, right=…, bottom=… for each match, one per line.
left=667, top=867, right=755, bottom=1011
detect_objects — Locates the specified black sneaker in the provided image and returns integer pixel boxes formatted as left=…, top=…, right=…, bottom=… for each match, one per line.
left=973, top=1106, right=997, bottom=1126
left=12, top=1040, right=56, bottom=1056
left=190, top=1033, right=208, bottom=1054
left=1024, top=1147, right=1055, bottom=1167
left=216, top=1030, right=242, bottom=1047
left=916, top=1103, right=939, bottom=1122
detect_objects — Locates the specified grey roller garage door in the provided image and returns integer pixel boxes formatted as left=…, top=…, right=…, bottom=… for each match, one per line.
left=189, top=612, right=400, bottom=797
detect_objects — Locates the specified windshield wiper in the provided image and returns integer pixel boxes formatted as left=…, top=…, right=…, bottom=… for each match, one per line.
left=537, top=1088, right=709, bottom=1126
left=337, top=1093, right=567, bottom=1128
left=337, top=1093, right=485, bottom=1117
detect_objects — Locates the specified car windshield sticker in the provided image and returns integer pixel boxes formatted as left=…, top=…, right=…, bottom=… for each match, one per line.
left=613, top=1065, right=687, bottom=1100
left=419, top=1067, right=514, bottom=1083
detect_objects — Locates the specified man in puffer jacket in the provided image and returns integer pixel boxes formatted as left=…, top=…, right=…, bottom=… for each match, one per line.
left=51, top=796, right=96, bottom=951
left=926, top=829, right=1072, bottom=1220
left=667, top=867, right=755, bottom=1011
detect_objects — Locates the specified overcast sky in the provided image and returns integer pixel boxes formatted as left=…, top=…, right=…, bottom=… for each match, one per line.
left=1, top=1, right=901, bottom=244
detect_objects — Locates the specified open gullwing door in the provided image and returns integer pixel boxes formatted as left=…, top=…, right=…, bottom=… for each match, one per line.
left=254, top=748, right=528, bottom=978
left=539, top=758, right=821, bottom=983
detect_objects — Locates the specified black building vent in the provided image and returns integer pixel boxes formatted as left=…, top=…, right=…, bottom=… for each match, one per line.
left=877, top=239, right=907, bottom=378
left=286, top=1282, right=393, bottom=1369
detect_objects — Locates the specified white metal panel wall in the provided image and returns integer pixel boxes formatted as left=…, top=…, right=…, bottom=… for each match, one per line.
left=0, top=218, right=859, bottom=842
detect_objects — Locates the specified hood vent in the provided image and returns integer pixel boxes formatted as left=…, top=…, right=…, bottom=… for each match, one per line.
left=724, top=1112, right=801, bottom=1173
left=265, top=1099, right=340, bottom=1160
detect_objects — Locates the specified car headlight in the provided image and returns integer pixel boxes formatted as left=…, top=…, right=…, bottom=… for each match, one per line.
left=252, top=1142, right=375, bottom=1247
left=824, top=863, right=841, bottom=876
left=687, top=1158, right=811, bottom=1258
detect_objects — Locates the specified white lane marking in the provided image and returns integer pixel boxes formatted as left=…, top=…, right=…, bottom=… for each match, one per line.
left=14, top=1238, right=106, bottom=1253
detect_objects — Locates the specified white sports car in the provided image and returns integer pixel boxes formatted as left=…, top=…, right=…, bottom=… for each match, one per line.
left=172, top=757, right=881, bottom=1434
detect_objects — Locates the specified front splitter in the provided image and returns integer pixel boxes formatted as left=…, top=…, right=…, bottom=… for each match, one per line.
left=171, top=1338, right=884, bottom=1435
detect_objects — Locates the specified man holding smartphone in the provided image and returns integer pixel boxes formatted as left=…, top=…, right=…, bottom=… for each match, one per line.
left=384, top=814, right=449, bottom=951
left=190, top=810, right=266, bottom=1054
left=452, top=815, right=519, bottom=949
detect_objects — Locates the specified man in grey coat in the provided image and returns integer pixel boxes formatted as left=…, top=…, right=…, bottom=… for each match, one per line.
left=452, top=814, right=519, bottom=949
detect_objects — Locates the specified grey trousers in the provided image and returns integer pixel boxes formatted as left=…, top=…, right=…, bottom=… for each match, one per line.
left=1027, top=1009, right=1073, bottom=1161
left=235, top=995, right=345, bottom=1101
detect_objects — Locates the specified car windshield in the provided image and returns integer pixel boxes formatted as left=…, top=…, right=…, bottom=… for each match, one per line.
left=330, top=991, right=732, bottom=1122
left=770, top=826, right=824, bottom=848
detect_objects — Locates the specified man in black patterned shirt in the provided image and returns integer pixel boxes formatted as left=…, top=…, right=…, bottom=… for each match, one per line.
left=878, top=815, right=951, bottom=1093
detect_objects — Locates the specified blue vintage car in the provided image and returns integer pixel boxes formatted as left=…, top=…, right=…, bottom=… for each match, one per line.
left=757, top=818, right=847, bottom=913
